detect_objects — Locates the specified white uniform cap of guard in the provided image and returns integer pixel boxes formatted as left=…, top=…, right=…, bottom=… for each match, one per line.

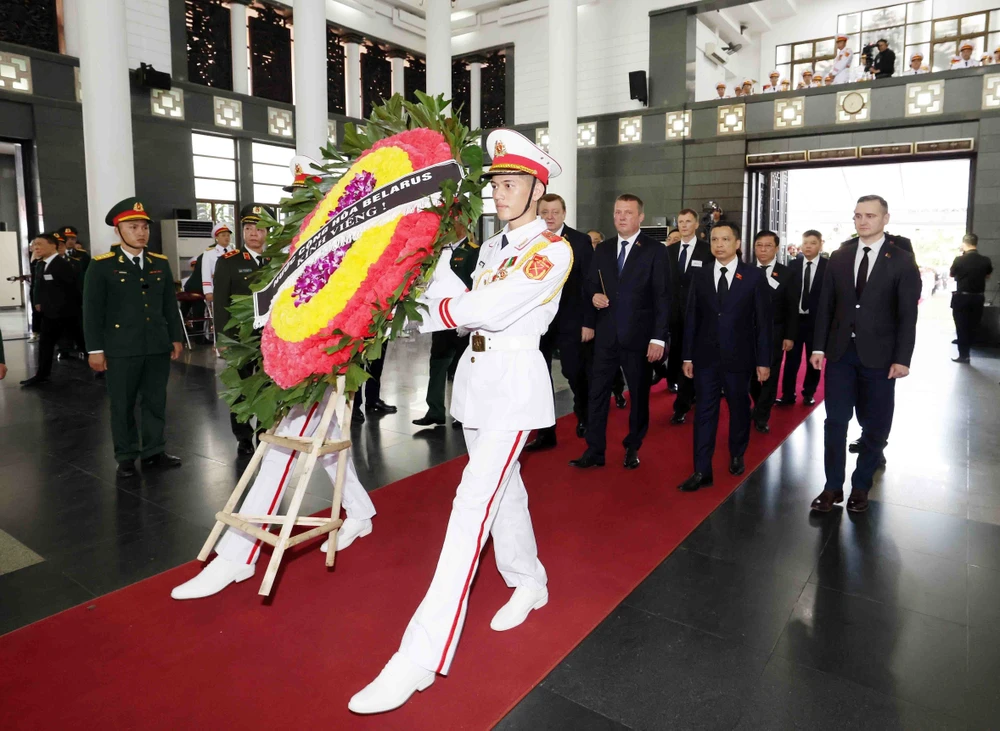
left=484, top=129, right=562, bottom=186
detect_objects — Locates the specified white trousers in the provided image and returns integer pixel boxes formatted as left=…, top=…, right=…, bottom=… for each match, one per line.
left=399, top=428, right=547, bottom=675
left=216, top=396, right=376, bottom=566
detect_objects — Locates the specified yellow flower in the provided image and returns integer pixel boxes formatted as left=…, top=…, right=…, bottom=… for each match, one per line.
left=293, top=147, right=414, bottom=249
left=271, top=216, right=403, bottom=342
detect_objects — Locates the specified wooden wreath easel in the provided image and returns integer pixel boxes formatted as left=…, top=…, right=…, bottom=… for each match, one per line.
left=197, top=375, right=354, bottom=596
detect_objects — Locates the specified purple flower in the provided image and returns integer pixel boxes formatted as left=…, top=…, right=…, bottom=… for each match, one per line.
left=329, top=171, right=377, bottom=218
left=292, top=242, right=353, bottom=307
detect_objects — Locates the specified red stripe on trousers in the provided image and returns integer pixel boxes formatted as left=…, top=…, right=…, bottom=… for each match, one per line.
left=245, top=401, right=321, bottom=565
left=435, top=431, right=525, bottom=674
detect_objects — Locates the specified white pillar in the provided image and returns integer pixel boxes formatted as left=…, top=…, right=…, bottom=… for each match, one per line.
left=425, top=0, right=451, bottom=103
left=293, top=0, right=328, bottom=157
left=547, top=0, right=577, bottom=226
left=343, top=34, right=363, bottom=119
left=79, top=0, right=135, bottom=255
left=468, top=57, right=484, bottom=129
left=389, top=52, right=406, bottom=98
left=63, top=0, right=81, bottom=57
left=230, top=1, right=250, bottom=95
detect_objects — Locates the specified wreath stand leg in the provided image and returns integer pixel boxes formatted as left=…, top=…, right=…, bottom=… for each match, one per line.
left=196, top=375, right=353, bottom=597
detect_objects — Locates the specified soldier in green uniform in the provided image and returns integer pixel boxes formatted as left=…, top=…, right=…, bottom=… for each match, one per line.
left=83, top=197, right=185, bottom=478
left=214, top=203, right=273, bottom=455
left=412, top=230, right=480, bottom=428
left=60, top=226, right=92, bottom=274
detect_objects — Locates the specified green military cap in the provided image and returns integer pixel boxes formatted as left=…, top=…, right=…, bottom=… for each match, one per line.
left=240, top=203, right=275, bottom=226
left=105, top=197, right=152, bottom=227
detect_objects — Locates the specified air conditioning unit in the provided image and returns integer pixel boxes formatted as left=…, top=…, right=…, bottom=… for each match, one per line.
left=705, top=43, right=729, bottom=66
left=161, top=219, right=213, bottom=281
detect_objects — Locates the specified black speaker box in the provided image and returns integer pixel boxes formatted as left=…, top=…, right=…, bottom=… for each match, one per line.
left=629, top=70, right=648, bottom=106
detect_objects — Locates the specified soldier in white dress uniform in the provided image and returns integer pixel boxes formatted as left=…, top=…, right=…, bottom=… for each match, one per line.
left=952, top=42, right=979, bottom=69
left=902, top=53, right=927, bottom=76
left=201, top=223, right=233, bottom=303
left=763, top=71, right=781, bottom=92
left=170, top=394, right=377, bottom=599
left=715, top=82, right=728, bottom=99
left=831, top=35, right=854, bottom=84
left=347, top=129, right=572, bottom=715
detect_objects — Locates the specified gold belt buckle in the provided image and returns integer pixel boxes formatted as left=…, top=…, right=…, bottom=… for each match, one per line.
left=471, top=334, right=486, bottom=352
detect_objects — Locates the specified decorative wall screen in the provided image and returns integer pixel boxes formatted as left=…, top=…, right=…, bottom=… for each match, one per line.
left=186, top=0, right=233, bottom=90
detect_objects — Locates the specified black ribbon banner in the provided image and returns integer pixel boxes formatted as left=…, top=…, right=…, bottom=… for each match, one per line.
left=253, top=159, right=463, bottom=326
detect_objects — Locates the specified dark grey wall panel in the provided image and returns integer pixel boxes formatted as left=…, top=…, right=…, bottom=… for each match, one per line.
left=32, top=105, right=88, bottom=238
left=871, top=85, right=906, bottom=121
left=0, top=100, right=33, bottom=139
left=132, top=117, right=196, bottom=252
left=804, top=93, right=836, bottom=128
left=745, top=100, right=772, bottom=134
left=648, top=9, right=695, bottom=108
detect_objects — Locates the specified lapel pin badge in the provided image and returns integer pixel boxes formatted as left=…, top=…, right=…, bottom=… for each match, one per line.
left=735, top=272, right=743, bottom=280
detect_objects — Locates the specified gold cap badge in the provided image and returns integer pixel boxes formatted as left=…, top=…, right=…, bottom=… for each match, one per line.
left=133, top=202, right=144, bottom=212
left=494, top=140, right=507, bottom=158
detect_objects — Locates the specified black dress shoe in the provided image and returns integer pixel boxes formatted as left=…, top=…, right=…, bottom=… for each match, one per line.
left=651, top=371, right=663, bottom=386
left=777, top=396, right=795, bottom=406
left=810, top=489, right=844, bottom=512
left=451, top=419, right=462, bottom=429
left=803, top=396, right=816, bottom=405
left=412, top=414, right=446, bottom=426
left=848, top=439, right=862, bottom=454
left=846, top=490, right=869, bottom=513
left=753, top=420, right=770, bottom=434
left=524, top=431, right=558, bottom=452
left=614, top=393, right=627, bottom=409
left=116, top=460, right=137, bottom=478
left=366, top=399, right=397, bottom=414
left=623, top=448, right=640, bottom=469
left=670, top=412, right=686, bottom=425
left=569, top=451, right=605, bottom=469
left=668, top=383, right=679, bottom=393
left=237, top=439, right=255, bottom=456
left=141, top=452, right=182, bottom=469
left=353, top=409, right=365, bottom=424
left=729, top=455, right=745, bottom=476
left=678, top=472, right=713, bottom=491
left=576, top=422, right=587, bottom=438
left=952, top=356, right=970, bottom=364
left=19, top=375, right=49, bottom=387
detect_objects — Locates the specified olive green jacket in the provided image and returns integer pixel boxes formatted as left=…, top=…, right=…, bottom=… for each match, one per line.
left=449, top=237, right=481, bottom=289
left=83, top=249, right=183, bottom=356
left=214, top=247, right=269, bottom=336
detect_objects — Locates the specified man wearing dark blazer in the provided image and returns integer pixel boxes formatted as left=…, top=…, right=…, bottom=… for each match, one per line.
left=526, top=193, right=596, bottom=450
left=667, top=208, right=713, bottom=424
left=749, top=231, right=797, bottom=433
left=572, top=194, right=670, bottom=470
left=678, top=223, right=772, bottom=491
left=781, top=230, right=828, bottom=405
left=21, top=233, right=84, bottom=387
left=810, top=195, right=921, bottom=514
left=873, top=39, right=896, bottom=78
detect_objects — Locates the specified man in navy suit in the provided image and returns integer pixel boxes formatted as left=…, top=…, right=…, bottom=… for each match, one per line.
left=526, top=193, right=596, bottom=450
left=678, top=222, right=772, bottom=492
left=780, top=230, right=827, bottom=405
left=749, top=230, right=797, bottom=433
left=809, top=195, right=921, bottom=513
left=572, top=194, right=670, bottom=470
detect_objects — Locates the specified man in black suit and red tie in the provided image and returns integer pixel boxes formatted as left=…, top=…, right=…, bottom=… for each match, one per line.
left=781, top=230, right=827, bottom=405
left=667, top=209, right=712, bottom=424
left=677, top=222, right=772, bottom=492
left=810, top=195, right=921, bottom=513
left=749, top=230, right=797, bottom=434
left=526, top=193, right=596, bottom=451
left=572, top=194, right=670, bottom=470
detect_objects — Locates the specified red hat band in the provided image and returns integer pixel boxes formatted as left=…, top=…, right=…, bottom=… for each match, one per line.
left=488, top=154, right=549, bottom=185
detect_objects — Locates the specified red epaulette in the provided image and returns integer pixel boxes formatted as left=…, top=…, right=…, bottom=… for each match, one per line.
left=541, top=230, right=563, bottom=242
left=222, top=250, right=240, bottom=259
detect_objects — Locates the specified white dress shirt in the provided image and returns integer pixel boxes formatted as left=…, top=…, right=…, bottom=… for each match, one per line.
left=248, top=249, right=262, bottom=267
left=799, top=254, right=820, bottom=314
left=714, top=256, right=738, bottom=291
left=41, top=252, right=59, bottom=269
left=677, top=236, right=697, bottom=274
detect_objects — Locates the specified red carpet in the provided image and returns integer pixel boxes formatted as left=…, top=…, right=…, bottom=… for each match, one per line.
left=1, top=376, right=822, bottom=731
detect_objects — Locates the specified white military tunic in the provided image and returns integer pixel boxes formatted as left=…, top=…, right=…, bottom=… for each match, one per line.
left=397, top=216, right=571, bottom=675
left=952, top=57, right=979, bottom=69
left=201, top=243, right=229, bottom=296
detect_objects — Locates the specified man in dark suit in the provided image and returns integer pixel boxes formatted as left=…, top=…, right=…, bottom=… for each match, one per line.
left=873, top=39, right=896, bottom=78
left=781, top=230, right=827, bottom=405
left=949, top=233, right=993, bottom=364
left=572, top=194, right=670, bottom=470
left=809, top=195, right=921, bottom=514
left=749, top=231, right=797, bottom=433
left=21, top=233, right=85, bottom=387
left=677, top=223, right=772, bottom=492
left=526, top=193, right=595, bottom=450
left=667, top=208, right=712, bottom=424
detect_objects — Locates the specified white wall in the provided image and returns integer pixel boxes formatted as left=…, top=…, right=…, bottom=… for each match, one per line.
left=694, top=18, right=760, bottom=101
left=455, top=0, right=690, bottom=125
left=124, top=0, right=172, bottom=72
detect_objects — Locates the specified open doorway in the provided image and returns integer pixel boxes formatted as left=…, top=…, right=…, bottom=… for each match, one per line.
left=785, top=158, right=971, bottom=272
